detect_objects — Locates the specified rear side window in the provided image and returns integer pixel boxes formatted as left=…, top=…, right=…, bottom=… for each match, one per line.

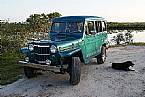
left=102, top=21, right=107, bottom=31
left=95, top=21, right=102, bottom=32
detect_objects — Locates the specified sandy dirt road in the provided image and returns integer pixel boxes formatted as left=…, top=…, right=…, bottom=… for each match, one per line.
left=0, top=46, right=145, bottom=97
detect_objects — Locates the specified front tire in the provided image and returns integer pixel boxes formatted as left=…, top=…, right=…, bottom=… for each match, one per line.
left=24, top=67, right=36, bottom=78
left=69, top=57, right=81, bottom=85
left=97, top=46, right=106, bottom=64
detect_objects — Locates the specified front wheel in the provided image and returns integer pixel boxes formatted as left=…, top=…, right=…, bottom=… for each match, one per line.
left=69, top=57, right=81, bottom=85
left=97, top=46, right=107, bottom=64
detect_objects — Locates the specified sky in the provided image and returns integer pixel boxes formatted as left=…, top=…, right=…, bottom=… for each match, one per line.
left=0, top=0, right=145, bottom=22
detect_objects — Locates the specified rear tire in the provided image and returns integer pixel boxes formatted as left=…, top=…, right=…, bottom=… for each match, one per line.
left=24, top=67, right=36, bottom=78
left=69, top=57, right=81, bottom=85
left=97, top=46, right=106, bottom=64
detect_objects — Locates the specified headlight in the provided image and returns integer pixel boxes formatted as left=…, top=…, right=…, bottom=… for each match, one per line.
left=28, top=44, right=34, bottom=51
left=50, top=45, right=57, bottom=53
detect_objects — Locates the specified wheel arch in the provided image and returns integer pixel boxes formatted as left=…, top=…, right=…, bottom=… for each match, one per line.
left=71, top=50, right=84, bottom=63
left=59, top=49, right=84, bottom=63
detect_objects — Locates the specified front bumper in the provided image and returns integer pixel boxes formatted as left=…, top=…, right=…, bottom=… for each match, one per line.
left=19, top=61, right=60, bottom=72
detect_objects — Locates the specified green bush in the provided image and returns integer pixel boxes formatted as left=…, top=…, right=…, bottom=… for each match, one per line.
left=0, top=50, right=24, bottom=85
left=0, top=31, right=25, bottom=85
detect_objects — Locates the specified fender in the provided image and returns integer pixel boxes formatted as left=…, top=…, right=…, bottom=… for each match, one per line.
left=59, top=48, right=81, bottom=58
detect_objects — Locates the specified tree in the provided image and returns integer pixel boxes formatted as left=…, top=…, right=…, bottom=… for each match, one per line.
left=111, top=31, right=133, bottom=45
left=47, top=12, right=62, bottom=19
left=112, top=33, right=124, bottom=45
left=26, top=12, right=62, bottom=33
left=116, top=33, right=124, bottom=45
left=124, top=31, right=133, bottom=43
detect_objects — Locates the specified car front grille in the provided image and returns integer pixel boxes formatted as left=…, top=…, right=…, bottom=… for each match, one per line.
left=33, top=46, right=50, bottom=63
left=34, top=46, right=50, bottom=54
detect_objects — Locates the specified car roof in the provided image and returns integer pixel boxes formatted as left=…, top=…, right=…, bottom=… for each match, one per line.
left=52, top=16, right=105, bottom=22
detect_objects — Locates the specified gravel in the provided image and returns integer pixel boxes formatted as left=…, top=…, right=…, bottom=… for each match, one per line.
left=0, top=46, right=145, bottom=97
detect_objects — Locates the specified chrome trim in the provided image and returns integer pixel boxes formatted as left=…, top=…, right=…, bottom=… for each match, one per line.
left=19, top=61, right=28, bottom=64
left=36, top=60, right=51, bottom=65
left=34, top=45, right=50, bottom=47
left=19, top=61, right=60, bottom=71
left=34, top=53, right=50, bottom=56
left=37, top=61, right=46, bottom=64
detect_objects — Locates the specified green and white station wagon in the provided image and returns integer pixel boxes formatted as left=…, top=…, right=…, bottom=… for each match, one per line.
left=19, top=16, right=108, bottom=85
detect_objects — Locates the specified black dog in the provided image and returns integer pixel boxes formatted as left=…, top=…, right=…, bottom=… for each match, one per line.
left=112, top=61, right=135, bottom=71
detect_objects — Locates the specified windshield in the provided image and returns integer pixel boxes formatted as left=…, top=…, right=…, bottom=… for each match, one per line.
left=50, top=22, right=84, bottom=41
left=51, top=22, right=83, bottom=33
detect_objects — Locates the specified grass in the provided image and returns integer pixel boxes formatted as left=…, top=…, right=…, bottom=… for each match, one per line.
left=129, top=42, right=145, bottom=46
left=0, top=50, right=24, bottom=85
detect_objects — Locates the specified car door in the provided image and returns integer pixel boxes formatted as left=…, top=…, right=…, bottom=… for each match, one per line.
left=95, top=21, right=107, bottom=54
left=84, top=21, right=97, bottom=58
left=95, top=21, right=102, bottom=54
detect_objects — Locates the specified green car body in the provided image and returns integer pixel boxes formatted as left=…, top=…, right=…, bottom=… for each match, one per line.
left=20, top=16, right=108, bottom=85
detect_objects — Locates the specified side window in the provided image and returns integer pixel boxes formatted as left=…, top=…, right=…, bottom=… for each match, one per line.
left=95, top=21, right=102, bottom=32
left=85, top=21, right=95, bottom=35
left=102, top=21, right=107, bottom=31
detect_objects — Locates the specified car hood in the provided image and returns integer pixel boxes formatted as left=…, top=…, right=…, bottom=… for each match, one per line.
left=29, top=39, right=82, bottom=48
